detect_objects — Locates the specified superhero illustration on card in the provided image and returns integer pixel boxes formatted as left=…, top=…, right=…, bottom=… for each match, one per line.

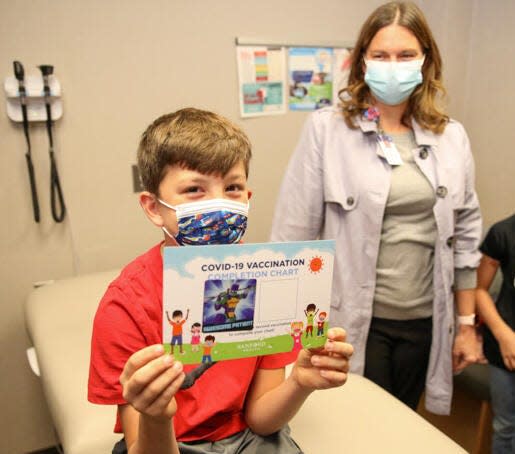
left=202, top=279, right=256, bottom=333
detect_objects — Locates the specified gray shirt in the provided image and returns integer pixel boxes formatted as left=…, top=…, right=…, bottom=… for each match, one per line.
left=373, top=131, right=436, bottom=320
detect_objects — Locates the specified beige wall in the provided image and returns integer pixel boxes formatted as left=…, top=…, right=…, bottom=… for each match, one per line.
left=420, top=0, right=515, bottom=226
left=462, top=0, right=515, bottom=225
left=0, top=1, right=513, bottom=452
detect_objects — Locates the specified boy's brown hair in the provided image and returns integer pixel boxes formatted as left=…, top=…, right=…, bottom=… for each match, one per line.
left=137, top=108, right=252, bottom=195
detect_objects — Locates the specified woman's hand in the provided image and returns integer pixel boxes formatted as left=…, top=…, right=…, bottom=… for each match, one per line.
left=120, top=344, right=185, bottom=422
left=291, top=327, right=353, bottom=391
left=452, top=325, right=482, bottom=372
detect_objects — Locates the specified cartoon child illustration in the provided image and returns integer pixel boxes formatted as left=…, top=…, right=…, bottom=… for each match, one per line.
left=190, top=322, right=201, bottom=352
left=166, top=308, right=189, bottom=354
left=214, top=283, right=248, bottom=321
left=290, top=321, right=304, bottom=353
left=304, top=303, right=319, bottom=338
left=317, top=311, right=327, bottom=337
left=202, top=335, right=216, bottom=363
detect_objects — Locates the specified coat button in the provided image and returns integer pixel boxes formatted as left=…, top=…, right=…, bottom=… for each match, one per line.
left=446, top=236, right=454, bottom=248
left=346, top=196, right=355, bottom=206
left=419, top=147, right=429, bottom=159
left=436, top=185, right=448, bottom=198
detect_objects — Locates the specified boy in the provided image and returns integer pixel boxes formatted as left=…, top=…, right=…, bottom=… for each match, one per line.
left=166, top=309, right=189, bottom=355
left=88, top=108, right=353, bottom=454
left=304, top=303, right=319, bottom=338
left=201, top=335, right=216, bottom=364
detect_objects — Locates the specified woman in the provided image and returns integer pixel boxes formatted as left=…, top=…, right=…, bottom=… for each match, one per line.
left=271, top=1, right=482, bottom=414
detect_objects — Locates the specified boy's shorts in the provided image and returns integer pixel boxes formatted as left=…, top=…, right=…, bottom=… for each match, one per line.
left=112, top=425, right=303, bottom=454
left=171, top=335, right=183, bottom=345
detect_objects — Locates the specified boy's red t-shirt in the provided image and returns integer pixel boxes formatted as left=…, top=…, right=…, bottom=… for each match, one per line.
left=88, top=243, right=295, bottom=442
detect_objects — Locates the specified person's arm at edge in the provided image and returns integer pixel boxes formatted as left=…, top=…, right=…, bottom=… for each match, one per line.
left=243, top=327, right=352, bottom=435
left=476, top=254, right=515, bottom=370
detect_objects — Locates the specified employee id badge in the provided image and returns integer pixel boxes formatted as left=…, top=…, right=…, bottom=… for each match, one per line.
left=378, top=134, right=403, bottom=166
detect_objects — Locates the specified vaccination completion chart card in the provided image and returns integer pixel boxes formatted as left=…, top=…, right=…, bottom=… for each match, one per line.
left=162, top=240, right=335, bottom=364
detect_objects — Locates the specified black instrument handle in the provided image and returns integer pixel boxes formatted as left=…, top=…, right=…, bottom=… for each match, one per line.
left=13, top=61, right=25, bottom=81
left=50, top=151, right=66, bottom=223
left=44, top=102, right=54, bottom=148
left=25, top=153, right=40, bottom=223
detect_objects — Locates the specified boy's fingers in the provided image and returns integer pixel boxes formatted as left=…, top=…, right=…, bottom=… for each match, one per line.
left=138, top=361, right=183, bottom=406
left=121, top=344, right=166, bottom=382
left=129, top=361, right=184, bottom=409
left=122, top=355, right=176, bottom=402
left=319, top=369, right=349, bottom=386
left=121, top=353, right=176, bottom=398
left=326, top=327, right=347, bottom=342
left=146, top=370, right=186, bottom=417
left=311, top=354, right=350, bottom=373
left=324, top=339, right=354, bottom=358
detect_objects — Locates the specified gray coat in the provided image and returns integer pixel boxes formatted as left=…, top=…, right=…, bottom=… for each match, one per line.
left=271, top=107, right=482, bottom=414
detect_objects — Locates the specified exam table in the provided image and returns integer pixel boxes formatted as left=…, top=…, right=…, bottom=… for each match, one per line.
left=25, top=269, right=466, bottom=454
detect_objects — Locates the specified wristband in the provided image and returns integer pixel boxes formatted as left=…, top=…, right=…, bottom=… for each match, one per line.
left=457, top=314, right=476, bottom=326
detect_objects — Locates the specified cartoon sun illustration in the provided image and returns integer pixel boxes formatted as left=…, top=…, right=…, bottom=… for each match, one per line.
left=309, top=256, right=324, bottom=273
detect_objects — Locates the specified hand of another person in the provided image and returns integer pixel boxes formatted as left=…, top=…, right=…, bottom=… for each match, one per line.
left=475, top=330, right=488, bottom=364
left=497, top=328, right=515, bottom=371
left=452, top=325, right=481, bottom=372
left=291, top=327, right=353, bottom=391
left=120, top=344, right=185, bottom=422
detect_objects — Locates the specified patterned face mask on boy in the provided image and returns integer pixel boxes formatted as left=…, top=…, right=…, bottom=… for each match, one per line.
left=158, top=198, right=248, bottom=246
left=364, top=57, right=424, bottom=106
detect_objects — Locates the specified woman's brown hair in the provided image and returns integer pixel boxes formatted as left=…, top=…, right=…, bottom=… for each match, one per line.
left=339, top=1, right=449, bottom=134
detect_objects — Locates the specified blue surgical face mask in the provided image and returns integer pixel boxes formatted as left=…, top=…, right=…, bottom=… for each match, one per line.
left=364, top=58, right=424, bottom=106
left=158, top=198, right=248, bottom=246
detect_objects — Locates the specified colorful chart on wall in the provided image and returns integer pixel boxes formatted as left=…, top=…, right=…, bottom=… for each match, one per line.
left=236, top=46, right=287, bottom=117
left=288, top=47, right=334, bottom=111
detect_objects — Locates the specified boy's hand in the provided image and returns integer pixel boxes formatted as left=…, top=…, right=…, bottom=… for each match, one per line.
left=498, top=328, right=515, bottom=371
left=291, top=327, right=353, bottom=391
left=120, top=344, right=185, bottom=422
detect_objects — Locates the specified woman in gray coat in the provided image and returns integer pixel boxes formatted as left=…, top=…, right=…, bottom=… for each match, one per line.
left=271, top=1, right=482, bottom=414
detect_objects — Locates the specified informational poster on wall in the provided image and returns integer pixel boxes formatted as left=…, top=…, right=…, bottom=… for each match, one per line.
left=236, top=46, right=286, bottom=117
left=162, top=240, right=335, bottom=364
left=288, top=47, right=334, bottom=111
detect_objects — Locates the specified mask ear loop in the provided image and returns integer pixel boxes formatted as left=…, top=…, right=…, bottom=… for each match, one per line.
left=162, top=226, right=182, bottom=246
left=157, top=199, right=181, bottom=245
left=157, top=198, right=176, bottom=210
left=162, top=226, right=175, bottom=239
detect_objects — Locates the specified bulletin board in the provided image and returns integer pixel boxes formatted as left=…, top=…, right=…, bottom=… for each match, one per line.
left=235, top=37, right=353, bottom=118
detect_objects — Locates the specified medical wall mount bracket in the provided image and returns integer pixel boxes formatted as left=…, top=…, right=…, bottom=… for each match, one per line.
left=4, top=70, right=63, bottom=122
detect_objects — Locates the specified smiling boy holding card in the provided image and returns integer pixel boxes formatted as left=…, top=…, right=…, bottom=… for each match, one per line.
left=88, top=108, right=353, bottom=454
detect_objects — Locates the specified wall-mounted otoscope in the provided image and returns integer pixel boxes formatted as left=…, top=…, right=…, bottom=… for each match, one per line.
left=14, top=61, right=40, bottom=223
left=39, top=64, right=66, bottom=223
